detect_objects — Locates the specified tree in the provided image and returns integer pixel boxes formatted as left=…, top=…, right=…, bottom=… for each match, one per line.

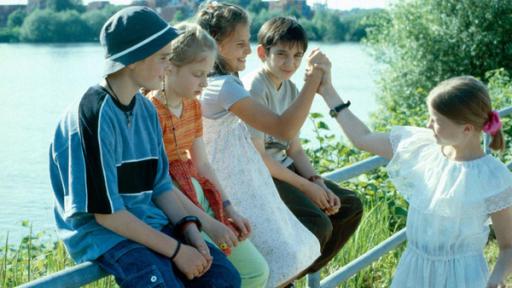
left=298, top=18, right=320, bottom=41
left=20, top=9, right=89, bottom=42
left=20, top=10, right=59, bottom=42
left=340, top=9, right=383, bottom=41
left=7, top=9, right=26, bottom=28
left=366, top=0, right=512, bottom=127
left=312, top=10, right=346, bottom=42
left=81, top=6, right=119, bottom=41
left=56, top=10, right=89, bottom=41
left=46, top=0, right=82, bottom=12
left=249, top=9, right=280, bottom=41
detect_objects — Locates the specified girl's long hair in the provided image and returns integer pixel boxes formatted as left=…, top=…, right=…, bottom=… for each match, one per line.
left=428, top=76, right=504, bottom=151
left=196, top=1, right=248, bottom=76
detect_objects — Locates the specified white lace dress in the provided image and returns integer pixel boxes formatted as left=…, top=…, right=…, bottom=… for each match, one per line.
left=202, top=111, right=321, bottom=287
left=387, top=126, right=512, bottom=288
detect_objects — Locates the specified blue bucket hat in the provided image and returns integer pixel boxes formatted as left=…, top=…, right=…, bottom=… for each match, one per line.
left=100, top=6, right=180, bottom=76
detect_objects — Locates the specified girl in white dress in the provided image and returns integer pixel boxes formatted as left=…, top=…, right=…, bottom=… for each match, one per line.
left=195, top=2, right=330, bottom=287
left=319, top=75, right=512, bottom=288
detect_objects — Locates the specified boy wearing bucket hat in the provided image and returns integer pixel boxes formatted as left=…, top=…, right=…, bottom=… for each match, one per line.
left=49, top=6, right=241, bottom=287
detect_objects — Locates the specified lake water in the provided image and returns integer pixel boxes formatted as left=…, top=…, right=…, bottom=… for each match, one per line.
left=0, top=42, right=379, bottom=242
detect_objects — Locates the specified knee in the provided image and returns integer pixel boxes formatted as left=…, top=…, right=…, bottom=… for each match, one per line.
left=232, top=243, right=269, bottom=287
left=309, top=214, right=333, bottom=247
left=253, top=255, right=270, bottom=281
left=246, top=257, right=270, bottom=288
left=345, top=195, right=363, bottom=219
left=326, top=183, right=363, bottom=217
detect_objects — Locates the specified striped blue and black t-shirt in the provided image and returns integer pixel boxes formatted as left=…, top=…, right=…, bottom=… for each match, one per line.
left=49, top=85, right=173, bottom=263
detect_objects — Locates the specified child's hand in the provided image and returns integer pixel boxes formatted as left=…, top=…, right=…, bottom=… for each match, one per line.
left=172, top=243, right=210, bottom=280
left=304, top=48, right=329, bottom=83
left=317, top=57, right=334, bottom=96
left=301, top=181, right=331, bottom=211
left=182, top=225, right=212, bottom=272
left=203, top=219, right=239, bottom=252
left=225, top=206, right=252, bottom=241
left=314, top=179, right=341, bottom=215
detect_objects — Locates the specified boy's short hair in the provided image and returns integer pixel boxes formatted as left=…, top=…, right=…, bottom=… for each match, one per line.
left=100, top=6, right=180, bottom=76
left=257, top=16, right=308, bottom=53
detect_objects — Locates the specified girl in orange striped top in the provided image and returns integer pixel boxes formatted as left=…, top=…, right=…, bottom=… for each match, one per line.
left=146, top=24, right=269, bottom=287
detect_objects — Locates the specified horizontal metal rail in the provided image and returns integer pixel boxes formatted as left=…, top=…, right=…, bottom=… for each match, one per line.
left=320, top=229, right=406, bottom=288
left=20, top=261, right=107, bottom=288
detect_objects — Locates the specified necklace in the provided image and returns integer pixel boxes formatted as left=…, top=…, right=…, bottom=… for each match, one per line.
left=105, top=78, right=133, bottom=127
left=170, top=109, right=181, bottom=159
left=159, top=88, right=181, bottom=155
left=161, top=90, right=183, bottom=117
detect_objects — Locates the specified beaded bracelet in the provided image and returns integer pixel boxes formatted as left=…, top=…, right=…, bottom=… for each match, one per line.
left=222, top=200, right=232, bottom=208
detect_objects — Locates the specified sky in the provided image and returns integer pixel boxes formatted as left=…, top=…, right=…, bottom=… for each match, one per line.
left=0, top=0, right=389, bottom=10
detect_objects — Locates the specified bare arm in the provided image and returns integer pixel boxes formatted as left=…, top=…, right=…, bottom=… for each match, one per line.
left=95, top=209, right=179, bottom=258
left=321, top=85, right=393, bottom=159
left=252, top=137, right=310, bottom=189
left=286, top=137, right=317, bottom=179
left=158, top=187, right=216, bottom=230
left=94, top=189, right=197, bottom=255
left=229, top=49, right=326, bottom=140
left=251, top=136, right=331, bottom=211
left=488, top=206, right=512, bottom=287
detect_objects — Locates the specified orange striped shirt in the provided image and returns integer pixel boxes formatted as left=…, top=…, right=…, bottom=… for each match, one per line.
left=148, top=94, right=203, bottom=162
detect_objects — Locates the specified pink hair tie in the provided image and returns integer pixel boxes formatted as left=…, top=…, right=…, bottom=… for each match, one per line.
left=482, top=110, right=502, bottom=136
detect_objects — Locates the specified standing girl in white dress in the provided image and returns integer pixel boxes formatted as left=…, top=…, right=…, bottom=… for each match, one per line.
left=195, top=2, right=329, bottom=287
left=319, top=75, right=512, bottom=288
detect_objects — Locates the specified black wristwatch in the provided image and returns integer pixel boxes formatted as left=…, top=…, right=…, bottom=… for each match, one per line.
left=329, top=100, right=351, bottom=118
left=175, top=215, right=202, bottom=233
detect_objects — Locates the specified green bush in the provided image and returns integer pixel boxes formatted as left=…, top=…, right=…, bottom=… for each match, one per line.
left=366, top=0, right=512, bottom=128
left=81, top=6, right=120, bottom=41
left=7, top=9, right=26, bottom=28
left=18, top=5, right=119, bottom=43
left=0, top=27, right=20, bottom=43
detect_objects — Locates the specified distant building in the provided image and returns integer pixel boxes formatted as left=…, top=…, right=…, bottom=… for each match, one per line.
left=27, top=0, right=46, bottom=12
left=0, top=4, right=25, bottom=27
left=311, top=0, right=328, bottom=11
left=130, top=0, right=201, bottom=22
left=87, top=1, right=110, bottom=11
left=267, top=0, right=312, bottom=18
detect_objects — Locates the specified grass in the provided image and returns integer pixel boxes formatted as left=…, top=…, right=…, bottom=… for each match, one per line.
left=0, top=224, right=116, bottom=287
left=295, top=200, right=404, bottom=288
left=2, top=202, right=510, bottom=287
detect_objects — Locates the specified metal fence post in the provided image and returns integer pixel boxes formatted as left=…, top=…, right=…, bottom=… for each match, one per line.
left=307, top=271, right=321, bottom=288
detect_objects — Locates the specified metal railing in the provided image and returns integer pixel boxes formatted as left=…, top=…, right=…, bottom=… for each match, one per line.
left=22, top=107, right=512, bottom=288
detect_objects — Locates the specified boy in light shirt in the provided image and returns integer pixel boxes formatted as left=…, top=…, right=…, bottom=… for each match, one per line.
left=242, top=16, right=363, bottom=279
